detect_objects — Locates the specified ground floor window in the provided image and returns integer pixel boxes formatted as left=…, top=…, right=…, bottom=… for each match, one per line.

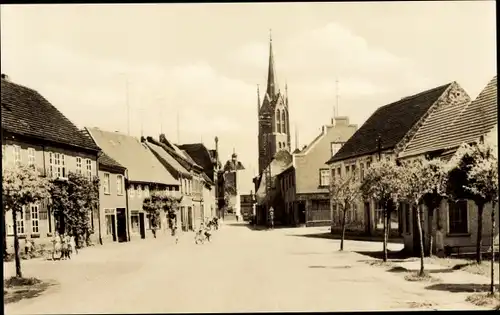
left=448, top=200, right=468, bottom=234
left=17, top=209, right=25, bottom=235
left=31, top=203, right=39, bottom=234
left=375, top=201, right=384, bottom=230
left=131, top=213, right=140, bottom=233
left=309, top=199, right=331, bottom=222
left=105, top=214, right=114, bottom=236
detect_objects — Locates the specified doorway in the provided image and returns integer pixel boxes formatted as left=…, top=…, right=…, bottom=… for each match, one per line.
left=188, top=207, right=193, bottom=231
left=116, top=208, right=127, bottom=242
left=298, top=201, right=306, bottom=225
left=139, top=212, right=146, bottom=239
left=364, top=202, right=371, bottom=235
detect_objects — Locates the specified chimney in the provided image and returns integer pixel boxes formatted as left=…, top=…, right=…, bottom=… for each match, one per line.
left=1, top=74, right=9, bottom=81
left=140, top=136, right=146, bottom=143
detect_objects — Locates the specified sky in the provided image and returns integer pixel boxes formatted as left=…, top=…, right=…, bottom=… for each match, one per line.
left=1, top=2, right=496, bottom=194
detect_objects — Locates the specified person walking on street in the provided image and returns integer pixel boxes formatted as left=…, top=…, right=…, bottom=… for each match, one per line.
left=269, top=206, right=275, bottom=230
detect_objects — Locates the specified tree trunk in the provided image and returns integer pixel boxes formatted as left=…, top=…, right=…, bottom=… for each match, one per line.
left=490, top=202, right=496, bottom=295
left=476, top=203, right=484, bottom=264
left=383, top=204, right=388, bottom=262
left=340, top=205, right=348, bottom=251
left=12, top=209, right=22, bottom=278
left=3, top=211, right=8, bottom=258
left=428, top=208, right=435, bottom=257
left=416, top=203, right=425, bottom=276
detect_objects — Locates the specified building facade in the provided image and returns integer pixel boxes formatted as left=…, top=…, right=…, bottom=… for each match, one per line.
left=87, top=128, right=180, bottom=240
left=2, top=75, right=100, bottom=248
left=398, top=76, right=498, bottom=256
left=276, top=117, right=358, bottom=227
left=96, top=153, right=128, bottom=244
left=326, top=82, right=471, bottom=236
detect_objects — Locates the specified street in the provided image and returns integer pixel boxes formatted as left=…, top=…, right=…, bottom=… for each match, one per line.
left=4, top=223, right=489, bottom=313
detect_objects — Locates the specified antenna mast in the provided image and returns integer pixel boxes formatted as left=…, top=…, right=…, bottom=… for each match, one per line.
left=125, top=76, right=131, bottom=136
left=335, top=78, right=339, bottom=119
left=176, top=111, right=180, bottom=144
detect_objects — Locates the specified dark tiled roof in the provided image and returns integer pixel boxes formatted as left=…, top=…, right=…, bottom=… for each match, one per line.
left=178, top=143, right=214, bottom=173
left=327, top=83, right=452, bottom=163
left=399, top=85, right=471, bottom=158
left=431, top=76, right=497, bottom=151
left=1, top=79, right=99, bottom=151
left=98, top=152, right=126, bottom=171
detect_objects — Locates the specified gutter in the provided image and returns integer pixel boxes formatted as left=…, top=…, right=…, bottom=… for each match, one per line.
left=125, top=169, right=131, bottom=242
left=96, top=151, right=103, bottom=245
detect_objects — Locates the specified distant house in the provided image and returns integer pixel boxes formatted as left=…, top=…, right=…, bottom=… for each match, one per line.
left=255, top=150, right=292, bottom=226
left=178, top=142, right=219, bottom=220
left=275, top=117, right=357, bottom=227
left=326, top=82, right=471, bottom=236
left=239, top=194, right=255, bottom=221
left=96, top=152, right=128, bottom=244
left=86, top=128, right=179, bottom=240
left=398, top=76, right=498, bottom=256
left=1, top=75, right=101, bottom=247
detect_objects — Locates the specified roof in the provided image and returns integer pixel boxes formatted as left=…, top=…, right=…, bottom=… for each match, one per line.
left=178, top=143, right=215, bottom=174
left=1, top=78, right=99, bottom=152
left=327, top=83, right=452, bottom=163
left=158, top=135, right=203, bottom=171
left=145, top=141, right=191, bottom=179
left=429, top=76, right=497, bottom=151
left=86, top=127, right=179, bottom=185
left=399, top=84, right=471, bottom=158
left=98, top=152, right=126, bottom=172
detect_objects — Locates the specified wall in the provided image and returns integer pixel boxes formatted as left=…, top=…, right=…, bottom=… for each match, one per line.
left=295, top=118, right=357, bottom=194
left=98, top=169, right=127, bottom=243
left=3, top=139, right=98, bottom=249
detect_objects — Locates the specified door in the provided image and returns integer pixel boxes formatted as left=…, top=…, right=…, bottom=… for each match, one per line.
left=298, top=202, right=306, bottom=224
left=139, top=213, right=146, bottom=239
left=116, top=208, right=127, bottom=243
left=188, top=207, right=193, bottom=231
left=111, top=215, right=117, bottom=242
left=364, top=202, right=371, bottom=235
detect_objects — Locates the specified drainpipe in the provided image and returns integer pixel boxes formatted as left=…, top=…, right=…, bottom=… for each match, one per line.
left=96, top=155, right=103, bottom=246
left=125, top=170, right=131, bottom=242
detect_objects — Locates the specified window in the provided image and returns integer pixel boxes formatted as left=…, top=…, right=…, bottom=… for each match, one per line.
left=351, top=165, right=356, bottom=177
left=129, top=184, right=135, bottom=198
left=281, top=111, right=286, bottom=134
left=144, top=185, right=150, bottom=197
left=360, top=163, right=365, bottom=180
left=105, top=214, right=114, bottom=236
left=337, top=167, right=341, bottom=177
left=367, top=161, right=371, bottom=169
left=331, top=142, right=343, bottom=157
left=116, top=175, right=124, bottom=195
left=49, top=152, right=66, bottom=178
left=137, top=185, right=142, bottom=198
left=319, top=169, right=330, bottom=187
left=345, top=165, right=350, bottom=176
left=103, top=173, right=110, bottom=194
left=17, top=208, right=25, bottom=234
left=28, top=148, right=36, bottom=166
left=13, top=145, right=21, bottom=164
left=86, top=159, right=92, bottom=178
left=76, top=157, right=82, bottom=174
left=131, top=213, right=140, bottom=233
left=31, top=204, right=39, bottom=234
left=276, top=111, right=281, bottom=133
left=448, top=200, right=468, bottom=234
left=278, top=142, right=282, bottom=149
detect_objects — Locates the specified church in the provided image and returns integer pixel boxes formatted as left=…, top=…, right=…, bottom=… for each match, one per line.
left=253, top=32, right=293, bottom=226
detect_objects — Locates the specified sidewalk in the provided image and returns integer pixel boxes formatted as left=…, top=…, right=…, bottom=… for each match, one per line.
left=390, top=259, right=497, bottom=309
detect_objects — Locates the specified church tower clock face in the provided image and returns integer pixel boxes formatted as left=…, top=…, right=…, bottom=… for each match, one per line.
left=257, top=32, right=291, bottom=174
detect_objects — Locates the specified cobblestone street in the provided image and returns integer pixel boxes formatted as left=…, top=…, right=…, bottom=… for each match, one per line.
left=3, top=223, right=491, bottom=314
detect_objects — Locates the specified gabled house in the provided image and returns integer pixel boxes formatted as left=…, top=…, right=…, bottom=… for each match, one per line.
left=178, top=142, right=219, bottom=220
left=221, top=151, right=246, bottom=220
left=153, top=134, right=207, bottom=231
left=255, top=150, right=292, bottom=226
left=2, top=75, right=101, bottom=248
left=326, top=82, right=471, bottom=236
left=275, top=116, right=358, bottom=227
left=398, top=76, right=498, bottom=256
left=86, top=128, right=179, bottom=240
left=95, top=152, right=128, bottom=244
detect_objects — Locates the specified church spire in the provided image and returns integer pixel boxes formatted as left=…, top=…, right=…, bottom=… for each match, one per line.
left=266, top=29, right=278, bottom=98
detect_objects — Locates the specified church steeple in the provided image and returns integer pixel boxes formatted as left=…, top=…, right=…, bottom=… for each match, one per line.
left=266, top=29, right=278, bottom=98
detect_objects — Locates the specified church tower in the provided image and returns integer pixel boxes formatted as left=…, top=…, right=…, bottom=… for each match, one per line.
left=258, top=32, right=291, bottom=174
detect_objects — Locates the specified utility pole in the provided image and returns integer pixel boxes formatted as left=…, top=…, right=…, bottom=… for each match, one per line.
left=176, top=111, right=180, bottom=144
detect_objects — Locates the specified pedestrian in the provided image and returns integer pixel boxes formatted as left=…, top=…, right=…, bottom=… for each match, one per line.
left=70, top=235, right=78, bottom=255
left=269, top=207, right=275, bottom=230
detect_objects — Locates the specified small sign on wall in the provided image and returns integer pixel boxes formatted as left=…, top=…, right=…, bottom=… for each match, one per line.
left=104, top=208, right=116, bottom=215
